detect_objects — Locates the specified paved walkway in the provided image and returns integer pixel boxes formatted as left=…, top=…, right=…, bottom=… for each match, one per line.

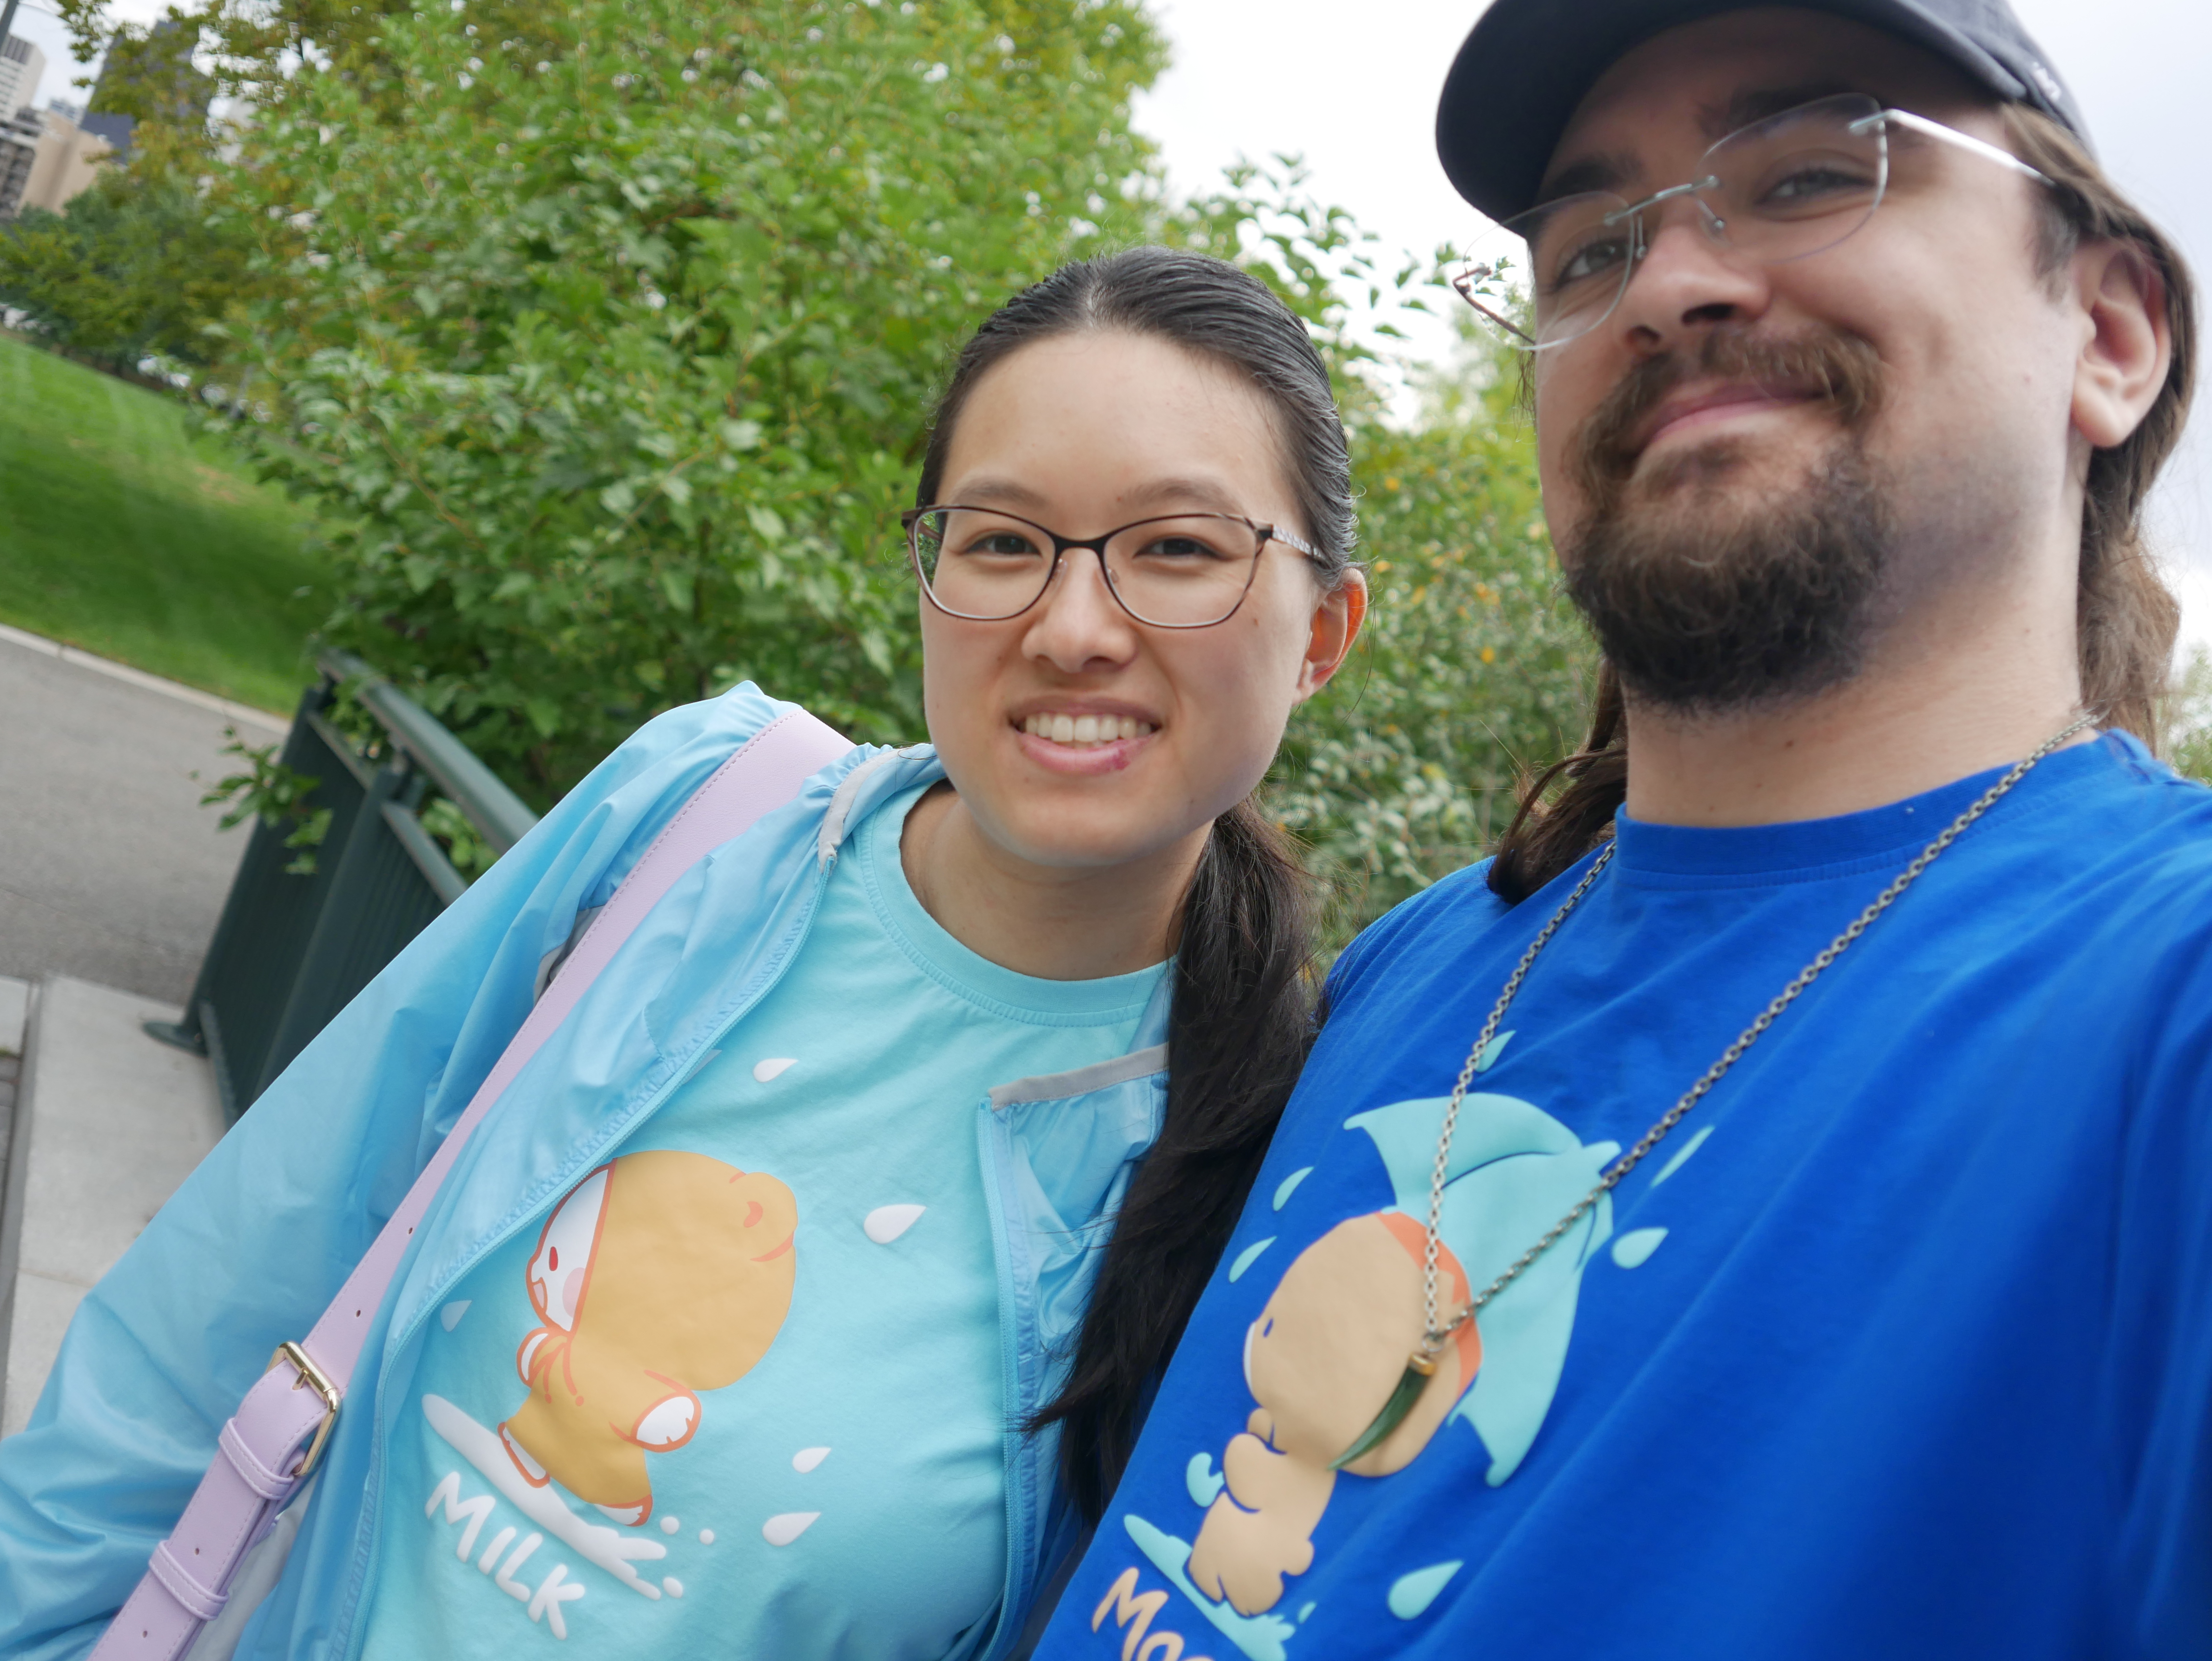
left=0, top=634, right=282, bottom=1431
left=0, top=626, right=288, bottom=1002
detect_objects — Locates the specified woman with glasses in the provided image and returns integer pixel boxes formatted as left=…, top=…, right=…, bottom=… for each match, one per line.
left=0, top=247, right=1366, bottom=1661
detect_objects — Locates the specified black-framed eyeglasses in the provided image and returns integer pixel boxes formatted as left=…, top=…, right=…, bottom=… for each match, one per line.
left=901, top=505, right=1321, bottom=629
left=1450, top=92, right=2055, bottom=352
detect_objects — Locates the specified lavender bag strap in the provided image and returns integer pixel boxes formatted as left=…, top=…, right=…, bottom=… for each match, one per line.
left=92, top=707, right=853, bottom=1661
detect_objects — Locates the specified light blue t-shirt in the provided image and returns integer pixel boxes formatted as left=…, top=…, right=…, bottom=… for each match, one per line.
left=359, top=782, right=1166, bottom=1660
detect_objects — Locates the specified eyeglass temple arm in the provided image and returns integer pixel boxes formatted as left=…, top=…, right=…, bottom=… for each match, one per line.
left=1448, top=266, right=1538, bottom=348
left=1853, top=106, right=2053, bottom=186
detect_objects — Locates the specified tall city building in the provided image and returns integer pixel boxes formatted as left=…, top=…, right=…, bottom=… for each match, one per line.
left=87, top=15, right=208, bottom=146
left=0, top=34, right=47, bottom=119
left=0, top=105, right=39, bottom=216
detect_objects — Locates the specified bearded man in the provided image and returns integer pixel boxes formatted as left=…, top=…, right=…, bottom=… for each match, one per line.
left=1028, top=1, right=2210, bottom=1657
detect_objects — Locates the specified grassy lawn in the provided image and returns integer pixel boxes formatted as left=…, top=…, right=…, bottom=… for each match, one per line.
left=0, top=333, right=326, bottom=713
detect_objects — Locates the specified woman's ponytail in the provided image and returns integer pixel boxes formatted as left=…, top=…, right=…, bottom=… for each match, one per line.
left=1029, top=799, right=1316, bottom=1521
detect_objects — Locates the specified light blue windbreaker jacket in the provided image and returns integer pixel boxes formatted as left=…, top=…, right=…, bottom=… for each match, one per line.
left=0, top=686, right=1169, bottom=1661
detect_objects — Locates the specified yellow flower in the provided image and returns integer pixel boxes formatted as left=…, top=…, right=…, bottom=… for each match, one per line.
left=1480, top=646, right=1496, bottom=664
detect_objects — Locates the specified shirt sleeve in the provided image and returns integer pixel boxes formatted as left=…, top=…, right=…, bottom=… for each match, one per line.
left=1325, top=857, right=1505, bottom=1013
left=2102, top=908, right=2212, bottom=1659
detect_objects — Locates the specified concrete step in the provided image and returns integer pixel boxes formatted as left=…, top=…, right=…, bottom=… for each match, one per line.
left=0, top=976, right=226, bottom=1435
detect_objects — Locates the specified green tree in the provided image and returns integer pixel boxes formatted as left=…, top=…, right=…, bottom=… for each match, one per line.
left=208, top=0, right=1166, bottom=799
left=1165, top=171, right=1597, bottom=938
left=1283, top=357, right=1593, bottom=937
left=0, top=150, right=256, bottom=376
left=64, top=0, right=1595, bottom=929
left=2165, top=644, right=2212, bottom=782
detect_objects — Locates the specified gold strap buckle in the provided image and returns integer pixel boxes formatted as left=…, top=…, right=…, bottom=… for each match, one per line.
left=268, top=1341, right=341, bottom=1478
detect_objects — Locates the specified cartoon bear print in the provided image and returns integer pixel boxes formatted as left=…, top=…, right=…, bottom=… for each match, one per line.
left=498, top=1149, right=799, bottom=1525
left=1186, top=1212, right=1481, bottom=1616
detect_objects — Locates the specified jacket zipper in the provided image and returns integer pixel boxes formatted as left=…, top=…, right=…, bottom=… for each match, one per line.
left=974, top=1095, right=1038, bottom=1661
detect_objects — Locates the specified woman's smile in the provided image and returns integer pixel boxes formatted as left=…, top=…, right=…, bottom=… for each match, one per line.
left=1013, top=698, right=1161, bottom=773
left=1017, top=711, right=1158, bottom=746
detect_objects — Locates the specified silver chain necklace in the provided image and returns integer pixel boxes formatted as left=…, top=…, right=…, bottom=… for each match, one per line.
left=1332, top=715, right=2094, bottom=1469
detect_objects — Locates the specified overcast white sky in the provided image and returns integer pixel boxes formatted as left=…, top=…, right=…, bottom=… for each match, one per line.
left=14, top=0, right=2210, bottom=642
left=1132, top=0, right=2212, bottom=646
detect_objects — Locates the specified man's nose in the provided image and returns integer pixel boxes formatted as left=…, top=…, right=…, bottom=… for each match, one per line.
left=1606, top=198, right=1772, bottom=353
left=1020, top=549, right=1140, bottom=671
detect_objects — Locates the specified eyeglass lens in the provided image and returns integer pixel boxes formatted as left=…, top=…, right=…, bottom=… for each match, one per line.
left=1454, top=93, right=1889, bottom=351
left=910, top=509, right=1265, bottom=626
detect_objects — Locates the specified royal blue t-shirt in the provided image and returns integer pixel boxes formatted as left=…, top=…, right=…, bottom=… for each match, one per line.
left=1038, top=732, right=2212, bottom=1661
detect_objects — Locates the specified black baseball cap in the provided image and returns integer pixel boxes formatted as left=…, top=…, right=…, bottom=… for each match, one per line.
left=1436, top=0, right=2091, bottom=223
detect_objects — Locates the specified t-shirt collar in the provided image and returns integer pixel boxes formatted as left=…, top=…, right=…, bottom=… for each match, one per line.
left=1608, top=729, right=2144, bottom=882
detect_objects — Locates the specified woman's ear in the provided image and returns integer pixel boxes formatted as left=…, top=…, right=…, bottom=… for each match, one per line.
left=2071, top=240, right=2170, bottom=449
left=1295, top=568, right=1368, bottom=701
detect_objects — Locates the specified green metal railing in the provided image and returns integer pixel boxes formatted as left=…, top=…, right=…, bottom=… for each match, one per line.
left=148, top=650, right=540, bottom=1120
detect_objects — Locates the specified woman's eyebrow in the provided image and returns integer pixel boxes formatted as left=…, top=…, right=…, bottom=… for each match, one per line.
left=948, top=476, right=1249, bottom=516
left=949, top=477, right=1053, bottom=511
left=1121, top=477, right=1246, bottom=514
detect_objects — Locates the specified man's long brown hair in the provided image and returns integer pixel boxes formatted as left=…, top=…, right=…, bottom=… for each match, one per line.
left=1489, top=105, right=2200, bottom=904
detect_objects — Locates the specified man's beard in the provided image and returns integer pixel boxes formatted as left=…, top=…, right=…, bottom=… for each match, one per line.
left=1561, top=330, right=1892, bottom=714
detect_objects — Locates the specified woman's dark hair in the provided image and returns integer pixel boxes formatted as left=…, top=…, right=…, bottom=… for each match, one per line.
left=916, top=246, right=1358, bottom=1520
left=1488, top=105, right=2199, bottom=906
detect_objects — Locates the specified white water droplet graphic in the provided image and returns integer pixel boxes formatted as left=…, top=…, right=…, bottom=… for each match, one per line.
left=763, top=1512, right=820, bottom=1547
left=699, top=1529, right=715, bottom=1545
left=659, top=1516, right=680, bottom=1535
left=662, top=1577, right=684, bottom=1597
left=863, top=1204, right=925, bottom=1244
left=752, top=1056, right=797, bottom=1082
left=791, top=1446, right=831, bottom=1474
left=439, top=1301, right=471, bottom=1332
left=1610, top=1227, right=1669, bottom=1269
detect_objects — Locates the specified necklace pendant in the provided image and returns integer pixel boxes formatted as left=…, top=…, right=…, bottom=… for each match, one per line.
left=1331, top=1353, right=1434, bottom=1470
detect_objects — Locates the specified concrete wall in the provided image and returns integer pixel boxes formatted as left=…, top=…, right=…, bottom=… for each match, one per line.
left=18, top=109, right=115, bottom=216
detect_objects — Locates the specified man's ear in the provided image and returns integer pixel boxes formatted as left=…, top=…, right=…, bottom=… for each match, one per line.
left=2071, top=239, right=2171, bottom=449
left=1295, top=567, right=1368, bottom=702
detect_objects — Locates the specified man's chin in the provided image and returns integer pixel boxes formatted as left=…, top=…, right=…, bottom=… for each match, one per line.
left=1562, top=440, right=1894, bottom=714
left=1617, top=432, right=1820, bottom=516
left=1597, top=481, right=1811, bottom=567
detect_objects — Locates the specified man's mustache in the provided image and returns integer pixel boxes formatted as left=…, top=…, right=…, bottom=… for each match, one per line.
left=1572, top=329, right=1886, bottom=492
